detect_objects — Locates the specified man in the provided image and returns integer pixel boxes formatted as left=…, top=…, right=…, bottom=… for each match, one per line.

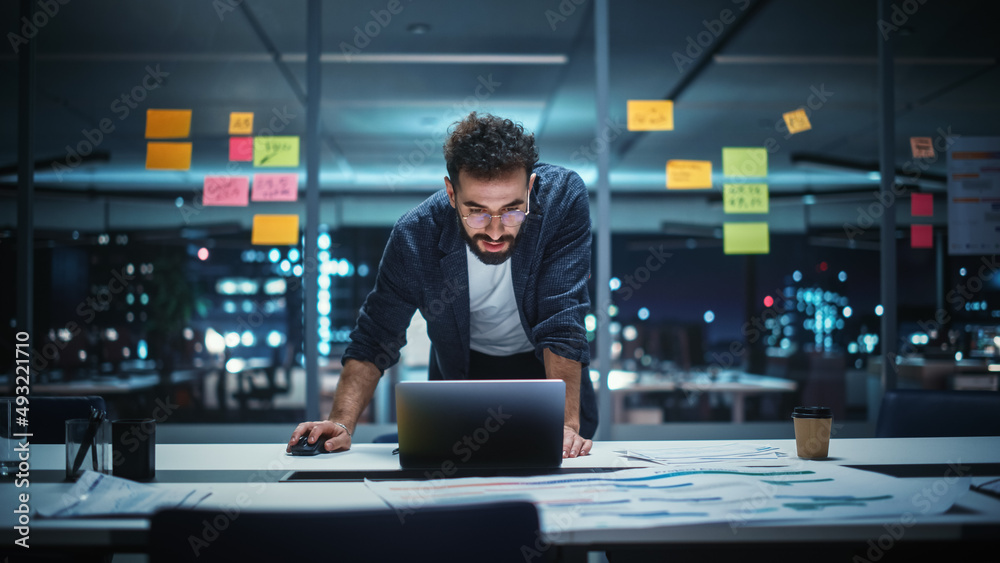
left=289, top=112, right=597, bottom=458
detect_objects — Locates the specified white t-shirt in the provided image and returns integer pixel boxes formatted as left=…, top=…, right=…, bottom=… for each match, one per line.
left=467, top=246, right=534, bottom=356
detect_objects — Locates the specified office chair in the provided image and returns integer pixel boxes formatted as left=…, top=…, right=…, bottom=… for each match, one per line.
left=875, top=389, right=1000, bottom=438
left=22, top=396, right=107, bottom=443
left=150, top=501, right=551, bottom=563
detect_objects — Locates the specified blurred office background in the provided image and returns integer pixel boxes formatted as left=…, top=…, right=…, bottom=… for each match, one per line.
left=3, top=0, right=999, bottom=441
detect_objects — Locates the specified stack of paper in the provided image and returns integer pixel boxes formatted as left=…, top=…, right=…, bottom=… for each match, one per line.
left=37, top=471, right=212, bottom=518
left=620, top=442, right=784, bottom=465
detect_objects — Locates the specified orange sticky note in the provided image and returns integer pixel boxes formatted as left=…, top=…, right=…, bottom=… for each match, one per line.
left=252, top=214, right=299, bottom=246
left=252, top=173, right=299, bottom=202
left=627, top=100, right=674, bottom=131
left=229, top=112, right=254, bottom=135
left=145, top=109, right=192, bottom=139
left=666, top=160, right=712, bottom=189
left=230, top=137, right=253, bottom=161
left=146, top=142, right=192, bottom=170
left=911, top=224, right=933, bottom=248
left=203, top=176, right=249, bottom=206
left=910, top=137, right=934, bottom=159
left=911, top=193, right=933, bottom=217
left=782, top=108, right=812, bottom=135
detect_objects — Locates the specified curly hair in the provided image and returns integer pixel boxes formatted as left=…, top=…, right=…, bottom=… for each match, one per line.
left=443, top=112, right=539, bottom=185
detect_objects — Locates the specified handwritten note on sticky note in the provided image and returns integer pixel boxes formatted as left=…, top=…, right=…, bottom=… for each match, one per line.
left=203, top=176, right=249, bottom=206
left=724, top=184, right=769, bottom=214
left=724, top=222, right=770, bottom=254
left=911, top=224, right=933, bottom=248
left=229, top=112, right=254, bottom=135
left=254, top=136, right=299, bottom=167
left=627, top=100, right=674, bottom=131
left=146, top=142, right=192, bottom=170
left=910, top=137, right=935, bottom=159
left=230, top=137, right=253, bottom=161
left=666, top=160, right=712, bottom=189
left=722, top=148, right=768, bottom=178
left=252, top=173, right=299, bottom=202
left=782, top=109, right=812, bottom=135
left=911, top=193, right=933, bottom=217
left=252, top=214, right=300, bottom=246
left=145, top=109, right=192, bottom=139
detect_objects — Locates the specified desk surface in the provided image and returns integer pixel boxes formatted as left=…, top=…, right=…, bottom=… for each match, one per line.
left=3, top=438, right=999, bottom=551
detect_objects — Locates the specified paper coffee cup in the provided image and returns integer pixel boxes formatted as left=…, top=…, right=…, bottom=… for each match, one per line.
left=791, top=406, right=832, bottom=459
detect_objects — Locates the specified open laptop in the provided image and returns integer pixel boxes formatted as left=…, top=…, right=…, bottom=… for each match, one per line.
left=395, top=379, right=565, bottom=471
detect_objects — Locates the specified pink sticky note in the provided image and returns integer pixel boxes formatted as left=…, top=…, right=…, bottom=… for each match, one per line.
left=252, top=173, right=299, bottom=202
left=230, top=137, right=253, bottom=161
left=911, top=193, right=933, bottom=217
left=911, top=224, right=933, bottom=248
left=203, top=176, right=249, bottom=206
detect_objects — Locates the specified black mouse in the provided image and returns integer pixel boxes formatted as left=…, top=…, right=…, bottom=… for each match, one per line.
left=289, top=435, right=327, bottom=456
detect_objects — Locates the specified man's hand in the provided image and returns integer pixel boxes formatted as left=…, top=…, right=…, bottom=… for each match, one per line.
left=286, top=420, right=352, bottom=453
left=562, top=425, right=592, bottom=458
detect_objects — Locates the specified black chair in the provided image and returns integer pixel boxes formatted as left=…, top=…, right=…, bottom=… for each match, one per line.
left=22, top=396, right=107, bottom=444
left=875, top=389, right=1000, bottom=438
left=149, top=501, right=550, bottom=563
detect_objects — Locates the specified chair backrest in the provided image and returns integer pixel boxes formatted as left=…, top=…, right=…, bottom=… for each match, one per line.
left=25, top=396, right=107, bottom=444
left=150, top=501, right=548, bottom=563
left=875, top=389, right=1000, bottom=438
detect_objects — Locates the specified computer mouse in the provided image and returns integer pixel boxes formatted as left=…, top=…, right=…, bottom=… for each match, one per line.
left=289, top=435, right=327, bottom=456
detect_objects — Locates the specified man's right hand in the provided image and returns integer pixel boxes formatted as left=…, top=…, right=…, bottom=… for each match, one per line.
left=286, top=420, right=352, bottom=453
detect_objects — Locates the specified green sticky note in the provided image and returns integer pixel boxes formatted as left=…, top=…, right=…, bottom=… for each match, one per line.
left=723, top=222, right=770, bottom=254
left=723, top=184, right=769, bottom=214
left=254, top=136, right=300, bottom=167
left=722, top=147, right=768, bottom=178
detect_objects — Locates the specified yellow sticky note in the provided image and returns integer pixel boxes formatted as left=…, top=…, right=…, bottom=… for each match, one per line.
left=724, top=222, right=770, bottom=254
left=666, top=160, right=712, bottom=189
left=145, top=109, right=192, bottom=139
left=254, top=136, right=300, bottom=167
left=722, top=147, right=768, bottom=178
left=782, top=108, right=812, bottom=135
left=251, top=214, right=300, bottom=246
left=627, top=100, right=674, bottom=131
left=145, top=142, right=192, bottom=170
left=723, top=184, right=769, bottom=214
left=229, top=112, right=254, bottom=135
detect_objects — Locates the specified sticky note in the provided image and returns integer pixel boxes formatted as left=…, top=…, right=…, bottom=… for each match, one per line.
left=627, top=100, right=674, bottom=131
left=911, top=193, right=933, bottom=217
left=229, top=112, right=254, bottom=135
left=252, top=173, right=299, bottom=202
left=145, top=142, right=192, bottom=170
left=911, top=224, right=933, bottom=248
left=910, top=137, right=934, bottom=159
left=723, top=222, right=770, bottom=254
left=202, top=176, right=249, bottom=207
left=666, top=160, right=712, bottom=189
left=722, top=148, right=768, bottom=178
left=254, top=136, right=300, bottom=167
left=252, top=214, right=300, bottom=245
left=230, top=137, right=253, bottom=161
left=782, top=109, right=812, bottom=135
left=145, top=109, right=192, bottom=139
left=723, top=184, right=769, bottom=214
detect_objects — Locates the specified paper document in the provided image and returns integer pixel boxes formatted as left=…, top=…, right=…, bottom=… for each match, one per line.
left=620, top=442, right=784, bottom=465
left=36, top=471, right=212, bottom=518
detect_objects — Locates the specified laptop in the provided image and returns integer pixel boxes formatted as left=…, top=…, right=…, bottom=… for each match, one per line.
left=395, top=379, right=565, bottom=471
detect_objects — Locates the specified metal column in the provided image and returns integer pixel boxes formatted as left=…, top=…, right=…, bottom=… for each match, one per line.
left=17, top=0, right=36, bottom=349
left=594, top=0, right=612, bottom=440
left=878, top=0, right=898, bottom=391
left=304, top=0, right=321, bottom=421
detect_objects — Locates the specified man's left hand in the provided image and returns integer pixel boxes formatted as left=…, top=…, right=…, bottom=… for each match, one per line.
left=562, top=426, right=592, bottom=458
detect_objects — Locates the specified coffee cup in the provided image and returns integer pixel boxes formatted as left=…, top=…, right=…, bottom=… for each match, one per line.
left=791, top=406, right=832, bottom=459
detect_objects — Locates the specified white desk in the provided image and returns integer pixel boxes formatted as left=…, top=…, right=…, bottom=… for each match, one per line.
left=2, top=438, right=999, bottom=559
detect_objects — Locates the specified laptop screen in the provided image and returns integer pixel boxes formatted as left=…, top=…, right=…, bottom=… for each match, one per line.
left=395, top=379, right=565, bottom=470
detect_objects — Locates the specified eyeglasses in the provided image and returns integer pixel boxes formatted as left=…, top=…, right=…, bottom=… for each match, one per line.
left=460, top=195, right=530, bottom=229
